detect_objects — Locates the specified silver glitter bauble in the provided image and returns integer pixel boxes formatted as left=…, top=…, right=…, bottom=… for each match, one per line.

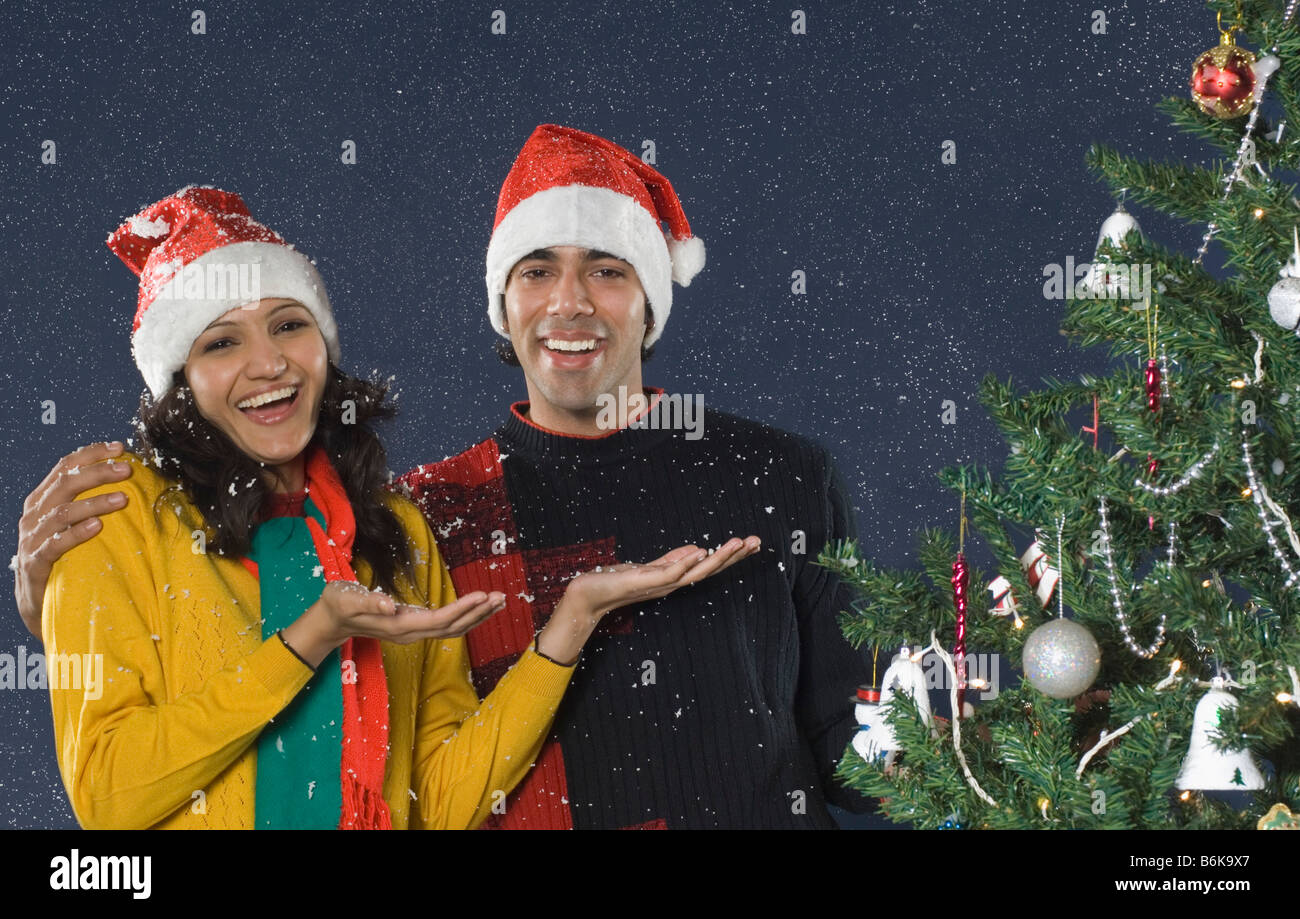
left=1022, top=618, right=1100, bottom=699
left=1268, top=277, right=1300, bottom=332
left=1269, top=226, right=1300, bottom=332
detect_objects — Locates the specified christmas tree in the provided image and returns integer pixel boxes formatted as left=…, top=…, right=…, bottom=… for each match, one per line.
left=821, top=0, right=1300, bottom=830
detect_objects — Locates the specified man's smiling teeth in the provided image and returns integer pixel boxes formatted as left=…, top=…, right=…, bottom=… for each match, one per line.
left=545, top=339, right=599, bottom=352
left=237, top=386, right=297, bottom=409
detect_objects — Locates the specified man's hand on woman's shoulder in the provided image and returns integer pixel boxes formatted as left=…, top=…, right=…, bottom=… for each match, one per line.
left=14, top=441, right=133, bottom=639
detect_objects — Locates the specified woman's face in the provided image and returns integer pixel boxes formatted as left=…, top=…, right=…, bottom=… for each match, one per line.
left=184, top=298, right=327, bottom=483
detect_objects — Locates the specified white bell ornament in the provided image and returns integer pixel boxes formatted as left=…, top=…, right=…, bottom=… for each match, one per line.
left=1081, top=201, right=1144, bottom=298
left=1175, top=677, right=1266, bottom=791
left=877, top=646, right=933, bottom=753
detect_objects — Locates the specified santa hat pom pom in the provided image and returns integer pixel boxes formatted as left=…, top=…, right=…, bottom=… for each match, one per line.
left=668, top=235, right=706, bottom=286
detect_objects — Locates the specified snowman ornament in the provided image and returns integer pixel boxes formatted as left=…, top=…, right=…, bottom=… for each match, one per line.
left=851, top=685, right=887, bottom=762
left=851, top=646, right=933, bottom=767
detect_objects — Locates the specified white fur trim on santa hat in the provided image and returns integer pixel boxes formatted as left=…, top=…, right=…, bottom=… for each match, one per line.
left=486, top=184, right=680, bottom=348
left=667, top=235, right=705, bottom=286
left=132, top=240, right=340, bottom=398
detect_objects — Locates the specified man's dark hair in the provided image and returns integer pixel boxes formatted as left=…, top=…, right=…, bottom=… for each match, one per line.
left=494, top=294, right=657, bottom=366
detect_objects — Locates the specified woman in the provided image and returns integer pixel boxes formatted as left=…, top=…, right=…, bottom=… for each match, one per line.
left=43, top=186, right=757, bottom=829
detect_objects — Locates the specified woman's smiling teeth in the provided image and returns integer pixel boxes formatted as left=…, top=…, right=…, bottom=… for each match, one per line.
left=237, top=385, right=298, bottom=410
left=544, top=338, right=600, bottom=352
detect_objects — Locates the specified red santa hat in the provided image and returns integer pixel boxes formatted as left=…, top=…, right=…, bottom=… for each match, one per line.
left=106, top=186, right=339, bottom=398
left=485, top=124, right=705, bottom=347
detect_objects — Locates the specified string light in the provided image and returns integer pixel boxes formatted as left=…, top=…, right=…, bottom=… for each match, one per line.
left=1155, top=659, right=1183, bottom=690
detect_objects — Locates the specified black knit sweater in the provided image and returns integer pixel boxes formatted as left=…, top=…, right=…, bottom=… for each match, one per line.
left=396, top=394, right=873, bottom=829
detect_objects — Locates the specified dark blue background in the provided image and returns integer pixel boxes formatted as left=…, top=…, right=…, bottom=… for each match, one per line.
left=0, top=0, right=1233, bottom=828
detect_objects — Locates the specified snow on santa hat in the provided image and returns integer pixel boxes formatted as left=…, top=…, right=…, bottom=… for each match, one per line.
left=106, top=186, right=339, bottom=398
left=485, top=124, right=705, bottom=347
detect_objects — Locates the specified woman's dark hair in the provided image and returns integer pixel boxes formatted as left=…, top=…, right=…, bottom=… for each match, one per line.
left=494, top=295, right=657, bottom=366
left=134, top=363, right=414, bottom=597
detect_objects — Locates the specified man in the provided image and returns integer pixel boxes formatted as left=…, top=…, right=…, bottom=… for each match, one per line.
left=16, top=124, right=873, bottom=828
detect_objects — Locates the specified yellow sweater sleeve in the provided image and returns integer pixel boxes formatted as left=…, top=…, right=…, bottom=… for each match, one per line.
left=43, top=458, right=315, bottom=830
left=391, top=500, right=576, bottom=830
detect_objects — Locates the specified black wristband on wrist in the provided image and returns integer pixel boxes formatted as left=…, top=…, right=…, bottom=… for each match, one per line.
left=277, top=629, right=316, bottom=672
left=534, top=635, right=578, bottom=668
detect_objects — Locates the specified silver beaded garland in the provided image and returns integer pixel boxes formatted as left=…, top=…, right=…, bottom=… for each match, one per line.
left=1097, top=495, right=1169, bottom=658
left=1240, top=429, right=1300, bottom=590
left=1133, top=442, right=1219, bottom=496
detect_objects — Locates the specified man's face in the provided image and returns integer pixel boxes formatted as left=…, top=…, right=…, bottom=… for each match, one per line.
left=503, top=246, right=647, bottom=414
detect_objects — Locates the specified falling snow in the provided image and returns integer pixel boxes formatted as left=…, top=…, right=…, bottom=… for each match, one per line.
left=1, top=0, right=1205, bottom=830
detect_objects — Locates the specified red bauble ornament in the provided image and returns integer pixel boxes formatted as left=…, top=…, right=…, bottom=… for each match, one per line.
left=1190, top=20, right=1257, bottom=119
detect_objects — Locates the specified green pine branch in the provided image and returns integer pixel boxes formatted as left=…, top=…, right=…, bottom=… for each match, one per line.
left=821, top=0, right=1300, bottom=829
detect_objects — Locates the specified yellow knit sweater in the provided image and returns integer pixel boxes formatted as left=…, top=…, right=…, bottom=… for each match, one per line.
left=42, top=453, right=574, bottom=830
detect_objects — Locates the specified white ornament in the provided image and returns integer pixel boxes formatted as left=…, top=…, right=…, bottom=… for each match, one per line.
left=1022, top=618, right=1100, bottom=699
left=880, top=647, right=932, bottom=731
left=1096, top=202, right=1142, bottom=249
left=1019, top=539, right=1060, bottom=609
left=1253, top=55, right=1282, bottom=102
left=852, top=647, right=933, bottom=761
left=987, top=575, right=1024, bottom=628
left=1176, top=678, right=1266, bottom=790
left=1082, top=202, right=1143, bottom=298
left=851, top=686, right=886, bottom=762
left=1268, top=227, right=1300, bottom=334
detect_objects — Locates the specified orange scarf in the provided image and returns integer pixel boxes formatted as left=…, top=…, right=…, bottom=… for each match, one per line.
left=252, top=445, right=392, bottom=829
